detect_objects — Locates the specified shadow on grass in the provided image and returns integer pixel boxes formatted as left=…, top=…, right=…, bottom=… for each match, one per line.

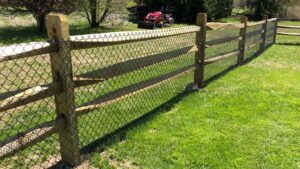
left=49, top=84, right=196, bottom=168
left=276, top=42, right=300, bottom=46
left=0, top=26, right=47, bottom=45
left=49, top=44, right=275, bottom=169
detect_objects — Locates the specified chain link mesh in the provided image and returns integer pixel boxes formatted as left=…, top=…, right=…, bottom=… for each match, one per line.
left=0, top=21, right=277, bottom=168
left=71, top=32, right=196, bottom=148
left=205, top=27, right=240, bottom=81
left=244, top=24, right=264, bottom=60
left=0, top=42, right=61, bottom=168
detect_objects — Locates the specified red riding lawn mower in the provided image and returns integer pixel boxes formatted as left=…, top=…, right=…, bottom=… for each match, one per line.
left=138, top=11, right=175, bottom=29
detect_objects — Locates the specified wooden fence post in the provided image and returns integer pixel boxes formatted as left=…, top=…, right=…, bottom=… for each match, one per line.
left=238, top=15, right=248, bottom=65
left=261, top=15, right=268, bottom=51
left=273, top=18, right=278, bottom=44
left=194, top=13, right=207, bottom=89
left=46, top=14, right=81, bottom=166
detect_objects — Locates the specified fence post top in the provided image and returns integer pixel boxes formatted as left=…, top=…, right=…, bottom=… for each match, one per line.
left=240, top=15, right=248, bottom=22
left=46, top=13, right=69, bottom=40
left=196, top=13, right=207, bottom=26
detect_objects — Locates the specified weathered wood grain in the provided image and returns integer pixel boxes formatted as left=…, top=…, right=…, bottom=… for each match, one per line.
left=238, top=16, right=248, bottom=65
left=0, top=117, right=65, bottom=160
left=194, top=13, right=207, bottom=89
left=0, top=82, right=61, bottom=112
left=206, top=22, right=243, bottom=30
left=278, top=25, right=300, bottom=29
left=205, top=50, right=239, bottom=65
left=277, top=32, right=300, bottom=36
left=47, top=13, right=81, bottom=166
left=0, top=42, right=57, bottom=62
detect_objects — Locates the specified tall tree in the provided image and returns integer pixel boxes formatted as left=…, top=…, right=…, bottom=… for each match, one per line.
left=0, top=0, right=76, bottom=32
left=205, top=0, right=234, bottom=20
left=249, top=0, right=290, bottom=20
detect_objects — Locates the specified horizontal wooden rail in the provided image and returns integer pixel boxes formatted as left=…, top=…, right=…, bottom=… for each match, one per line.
left=267, top=18, right=277, bottom=22
left=206, top=35, right=240, bottom=46
left=266, top=32, right=275, bottom=39
left=76, top=64, right=195, bottom=116
left=278, top=25, right=300, bottom=29
left=245, top=39, right=263, bottom=49
left=0, top=83, right=62, bottom=112
left=70, top=26, right=200, bottom=50
left=247, top=29, right=264, bottom=38
left=277, top=32, right=300, bottom=36
left=74, top=45, right=196, bottom=87
left=204, top=50, right=239, bottom=65
left=74, top=77, right=105, bottom=88
left=0, top=117, right=65, bottom=160
left=267, top=26, right=276, bottom=31
left=247, top=20, right=265, bottom=27
left=0, top=42, right=57, bottom=62
left=206, top=22, right=243, bottom=30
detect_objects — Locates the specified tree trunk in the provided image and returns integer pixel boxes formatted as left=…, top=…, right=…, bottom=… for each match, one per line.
left=253, top=1, right=263, bottom=20
left=90, top=0, right=100, bottom=27
left=35, top=14, right=46, bottom=32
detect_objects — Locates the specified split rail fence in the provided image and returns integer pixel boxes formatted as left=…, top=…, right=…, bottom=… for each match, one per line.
left=277, top=25, right=300, bottom=36
left=0, top=13, right=277, bottom=168
left=276, top=23, right=300, bottom=45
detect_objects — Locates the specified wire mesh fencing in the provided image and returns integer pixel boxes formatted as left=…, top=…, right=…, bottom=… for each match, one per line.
left=0, top=13, right=277, bottom=168
left=205, top=26, right=240, bottom=81
left=71, top=29, right=197, bottom=149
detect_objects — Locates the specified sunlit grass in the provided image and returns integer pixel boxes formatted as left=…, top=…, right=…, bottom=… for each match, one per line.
left=87, top=44, right=300, bottom=169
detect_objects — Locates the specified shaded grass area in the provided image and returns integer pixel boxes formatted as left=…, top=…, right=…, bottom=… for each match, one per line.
left=0, top=13, right=140, bottom=45
left=0, top=24, right=138, bottom=46
left=0, top=13, right=189, bottom=46
left=86, top=45, right=300, bottom=169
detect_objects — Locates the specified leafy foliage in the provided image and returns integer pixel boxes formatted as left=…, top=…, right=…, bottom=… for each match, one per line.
left=205, top=0, right=234, bottom=20
left=0, top=0, right=77, bottom=32
left=248, top=0, right=290, bottom=20
left=79, top=0, right=130, bottom=28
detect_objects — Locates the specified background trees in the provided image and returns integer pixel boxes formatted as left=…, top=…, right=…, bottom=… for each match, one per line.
left=139, top=0, right=233, bottom=22
left=249, top=0, right=290, bottom=20
left=0, top=0, right=291, bottom=32
left=81, top=0, right=130, bottom=28
left=205, top=0, right=234, bottom=20
left=234, top=0, right=290, bottom=20
left=0, top=0, right=76, bottom=32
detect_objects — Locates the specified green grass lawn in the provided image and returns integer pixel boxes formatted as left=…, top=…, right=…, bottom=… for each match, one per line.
left=85, top=44, right=300, bottom=169
left=0, top=14, right=297, bottom=168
